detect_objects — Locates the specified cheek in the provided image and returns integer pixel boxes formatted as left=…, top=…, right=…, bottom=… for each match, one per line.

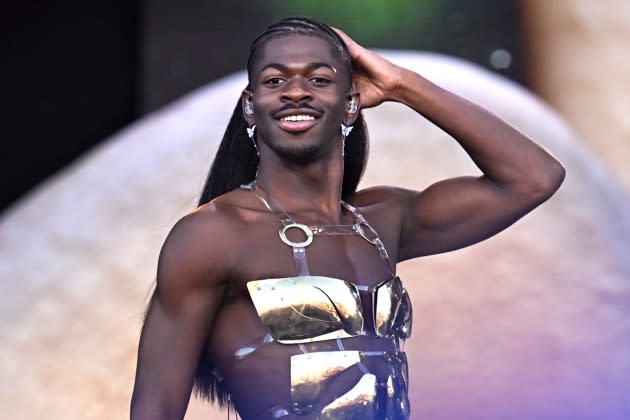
left=322, top=90, right=347, bottom=114
left=251, top=96, right=274, bottom=123
left=329, top=99, right=347, bottom=124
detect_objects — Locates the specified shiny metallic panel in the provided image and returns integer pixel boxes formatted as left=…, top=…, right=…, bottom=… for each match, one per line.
left=394, top=288, right=413, bottom=339
left=290, top=351, right=362, bottom=414
left=387, top=374, right=395, bottom=398
left=319, top=373, right=377, bottom=420
left=247, top=276, right=364, bottom=343
left=374, top=277, right=404, bottom=338
left=380, top=352, right=410, bottom=419
left=383, top=372, right=410, bottom=419
left=290, top=351, right=410, bottom=419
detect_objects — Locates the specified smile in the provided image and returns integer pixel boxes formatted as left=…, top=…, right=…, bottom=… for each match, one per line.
left=274, top=109, right=321, bottom=133
left=280, top=115, right=316, bottom=122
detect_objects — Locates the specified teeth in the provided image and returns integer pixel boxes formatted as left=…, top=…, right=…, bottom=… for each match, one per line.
left=280, top=115, right=315, bottom=122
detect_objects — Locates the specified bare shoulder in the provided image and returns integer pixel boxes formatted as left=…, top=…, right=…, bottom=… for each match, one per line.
left=349, top=185, right=416, bottom=214
left=345, top=186, right=418, bottom=251
left=155, top=189, right=251, bottom=304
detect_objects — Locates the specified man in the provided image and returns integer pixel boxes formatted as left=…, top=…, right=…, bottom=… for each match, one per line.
left=131, top=17, right=564, bottom=420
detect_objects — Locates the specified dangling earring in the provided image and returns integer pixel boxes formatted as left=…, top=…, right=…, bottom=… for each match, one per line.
left=340, top=123, right=353, bottom=157
left=341, top=123, right=353, bottom=137
left=341, top=96, right=357, bottom=157
left=247, top=124, right=259, bottom=156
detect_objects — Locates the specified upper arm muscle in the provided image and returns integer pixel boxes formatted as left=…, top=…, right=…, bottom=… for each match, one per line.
left=398, top=175, right=549, bottom=261
left=131, top=212, right=227, bottom=420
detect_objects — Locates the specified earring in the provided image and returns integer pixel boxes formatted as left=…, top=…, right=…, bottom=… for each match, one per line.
left=246, top=124, right=259, bottom=156
left=341, top=123, right=353, bottom=137
left=244, top=98, right=254, bottom=115
left=340, top=123, right=353, bottom=157
left=348, top=97, right=358, bottom=114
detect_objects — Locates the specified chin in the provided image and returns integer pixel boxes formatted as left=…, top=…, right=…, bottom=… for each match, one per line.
left=271, top=141, right=322, bottom=166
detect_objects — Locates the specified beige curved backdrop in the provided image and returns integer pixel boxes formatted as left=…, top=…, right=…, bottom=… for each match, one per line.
left=1, top=52, right=629, bottom=420
left=523, top=0, right=630, bottom=191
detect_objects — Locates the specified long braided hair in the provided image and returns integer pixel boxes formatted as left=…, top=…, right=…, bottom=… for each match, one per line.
left=194, top=16, right=370, bottom=407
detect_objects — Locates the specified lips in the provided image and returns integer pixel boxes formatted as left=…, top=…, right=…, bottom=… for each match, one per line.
left=274, top=108, right=321, bottom=133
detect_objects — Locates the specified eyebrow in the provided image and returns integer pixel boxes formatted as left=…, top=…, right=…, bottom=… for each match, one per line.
left=260, top=62, right=337, bottom=74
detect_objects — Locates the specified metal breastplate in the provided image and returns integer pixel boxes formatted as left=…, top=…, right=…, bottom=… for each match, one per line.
left=236, top=182, right=412, bottom=419
left=247, top=275, right=412, bottom=343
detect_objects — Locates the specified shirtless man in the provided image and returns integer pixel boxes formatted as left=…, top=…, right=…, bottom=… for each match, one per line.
left=131, top=17, right=565, bottom=420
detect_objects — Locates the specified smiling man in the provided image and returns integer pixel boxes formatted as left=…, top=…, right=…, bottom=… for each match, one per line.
left=131, top=17, right=565, bottom=420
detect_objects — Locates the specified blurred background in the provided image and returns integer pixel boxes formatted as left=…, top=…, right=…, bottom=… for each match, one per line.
left=2, top=1, right=630, bottom=419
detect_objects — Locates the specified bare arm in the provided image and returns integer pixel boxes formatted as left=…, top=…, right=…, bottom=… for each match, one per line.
left=336, top=30, right=565, bottom=259
left=131, top=212, right=227, bottom=420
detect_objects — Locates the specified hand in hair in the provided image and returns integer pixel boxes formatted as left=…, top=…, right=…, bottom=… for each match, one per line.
left=334, top=28, right=405, bottom=109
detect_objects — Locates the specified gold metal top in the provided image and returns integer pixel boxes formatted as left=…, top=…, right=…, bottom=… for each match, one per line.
left=247, top=276, right=364, bottom=344
left=289, top=350, right=410, bottom=419
left=374, top=276, right=412, bottom=339
left=319, top=373, right=377, bottom=419
left=290, top=351, right=362, bottom=411
left=247, top=275, right=412, bottom=343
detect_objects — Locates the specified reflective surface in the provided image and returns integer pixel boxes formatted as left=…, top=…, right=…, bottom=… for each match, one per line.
left=290, top=350, right=410, bottom=419
left=394, top=288, right=413, bottom=338
left=375, top=277, right=413, bottom=339
left=319, top=373, right=377, bottom=419
left=247, top=276, right=413, bottom=344
left=380, top=352, right=410, bottom=419
left=246, top=275, right=413, bottom=417
left=247, top=276, right=364, bottom=343
left=290, top=351, right=362, bottom=413
left=279, top=222, right=314, bottom=247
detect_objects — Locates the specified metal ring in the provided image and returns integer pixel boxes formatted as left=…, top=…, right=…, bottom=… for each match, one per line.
left=354, top=221, right=379, bottom=245
left=279, top=223, right=313, bottom=247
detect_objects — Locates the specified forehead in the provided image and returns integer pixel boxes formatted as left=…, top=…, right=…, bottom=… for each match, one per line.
left=252, top=34, right=348, bottom=77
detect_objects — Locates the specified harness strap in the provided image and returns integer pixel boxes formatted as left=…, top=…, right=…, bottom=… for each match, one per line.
left=241, top=181, right=396, bottom=276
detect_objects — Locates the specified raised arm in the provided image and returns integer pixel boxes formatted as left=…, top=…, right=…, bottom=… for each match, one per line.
left=131, top=212, right=227, bottom=420
left=336, top=29, right=565, bottom=259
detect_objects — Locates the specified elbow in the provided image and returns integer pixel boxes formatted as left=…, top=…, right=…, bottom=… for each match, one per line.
left=542, top=159, right=566, bottom=196
left=527, top=159, right=566, bottom=203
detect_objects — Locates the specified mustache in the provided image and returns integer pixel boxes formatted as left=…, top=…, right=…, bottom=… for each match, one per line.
left=274, top=102, right=322, bottom=114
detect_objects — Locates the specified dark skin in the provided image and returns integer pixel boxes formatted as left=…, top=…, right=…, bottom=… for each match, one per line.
left=131, top=33, right=565, bottom=420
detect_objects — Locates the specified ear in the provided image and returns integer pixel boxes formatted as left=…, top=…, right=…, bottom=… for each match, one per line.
left=241, top=90, right=254, bottom=124
left=344, top=91, right=360, bottom=125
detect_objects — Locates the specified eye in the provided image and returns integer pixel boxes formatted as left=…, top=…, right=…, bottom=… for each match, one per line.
left=310, top=76, right=332, bottom=85
left=263, top=77, right=284, bottom=86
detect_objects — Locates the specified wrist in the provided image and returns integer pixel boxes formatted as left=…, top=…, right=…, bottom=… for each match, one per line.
left=389, top=68, right=433, bottom=106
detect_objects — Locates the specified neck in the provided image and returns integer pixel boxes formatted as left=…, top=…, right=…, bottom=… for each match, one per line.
left=255, top=150, right=345, bottom=222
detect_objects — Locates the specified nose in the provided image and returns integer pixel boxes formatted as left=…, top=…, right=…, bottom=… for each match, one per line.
left=281, top=76, right=312, bottom=103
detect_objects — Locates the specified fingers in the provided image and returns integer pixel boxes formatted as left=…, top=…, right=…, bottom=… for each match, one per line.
left=332, top=27, right=351, bottom=44
left=332, top=27, right=363, bottom=58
